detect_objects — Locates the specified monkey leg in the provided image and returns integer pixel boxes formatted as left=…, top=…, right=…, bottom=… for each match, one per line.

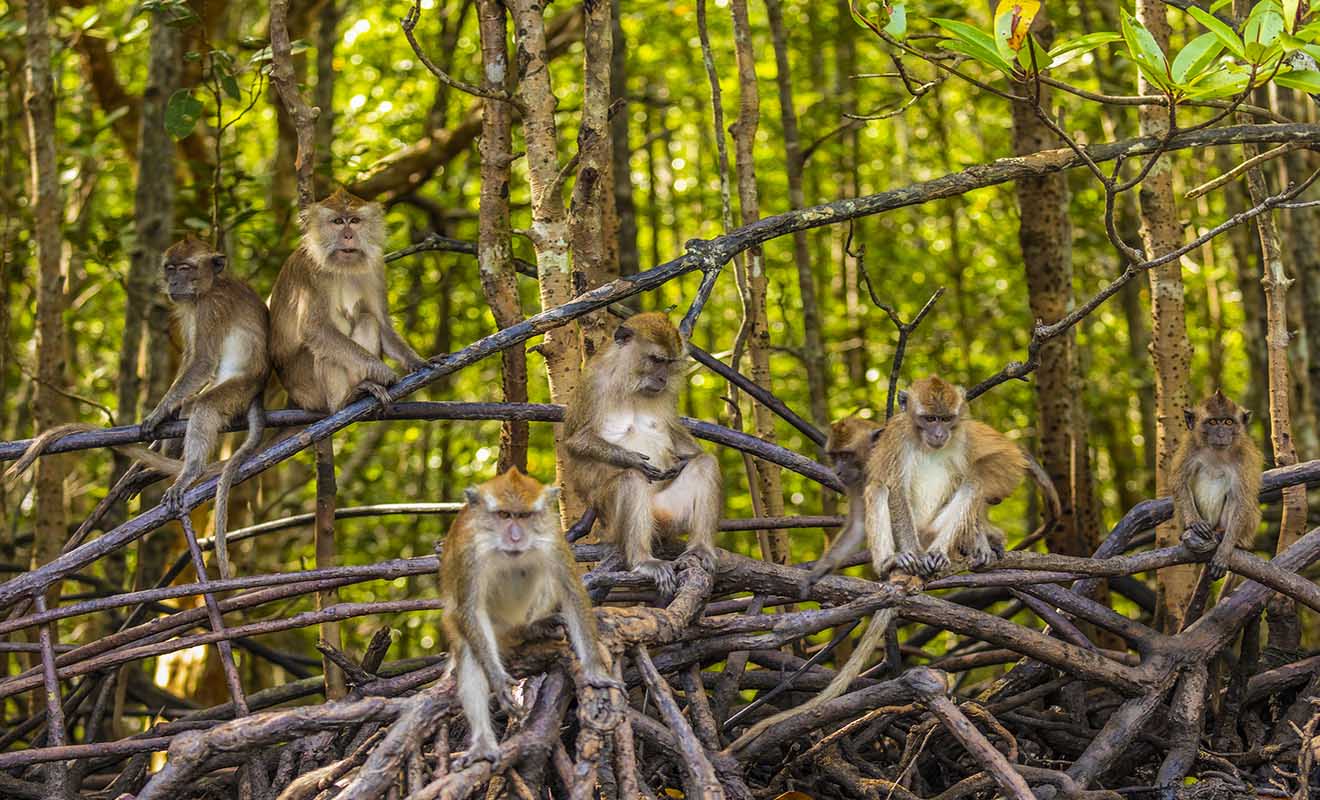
left=454, top=648, right=501, bottom=767
left=160, top=406, right=222, bottom=513
left=922, top=484, right=980, bottom=577
left=963, top=521, right=1005, bottom=570
left=654, top=452, right=720, bottom=574
left=611, top=471, right=674, bottom=598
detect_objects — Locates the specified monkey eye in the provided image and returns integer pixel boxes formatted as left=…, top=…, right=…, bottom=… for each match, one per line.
left=1223, top=418, right=1235, bottom=426
left=350, top=217, right=361, bottom=224
left=333, top=217, right=345, bottom=225
left=497, top=510, right=512, bottom=520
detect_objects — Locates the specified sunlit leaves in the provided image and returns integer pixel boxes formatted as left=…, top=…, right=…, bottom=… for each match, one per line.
left=1188, top=6, right=1247, bottom=60
left=1274, top=66, right=1320, bottom=91
left=1171, top=33, right=1225, bottom=84
left=1121, top=10, right=1173, bottom=91
left=164, top=90, right=204, bottom=139
left=931, top=17, right=1016, bottom=75
left=1046, top=32, right=1123, bottom=69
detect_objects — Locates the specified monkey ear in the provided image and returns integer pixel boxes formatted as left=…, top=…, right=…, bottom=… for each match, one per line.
left=1183, top=409, right=1196, bottom=430
left=463, top=487, right=481, bottom=506
left=870, top=428, right=884, bottom=445
left=897, top=391, right=909, bottom=412
left=613, top=325, right=635, bottom=345
left=210, top=254, right=227, bottom=274
left=536, top=486, right=562, bottom=511
left=1241, top=410, right=1252, bottom=427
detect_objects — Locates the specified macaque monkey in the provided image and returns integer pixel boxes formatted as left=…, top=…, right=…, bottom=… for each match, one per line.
left=268, top=188, right=429, bottom=413
left=1173, top=391, right=1263, bottom=581
left=563, top=312, right=722, bottom=597
left=798, top=415, right=886, bottom=597
left=440, top=468, right=619, bottom=766
left=5, top=237, right=268, bottom=579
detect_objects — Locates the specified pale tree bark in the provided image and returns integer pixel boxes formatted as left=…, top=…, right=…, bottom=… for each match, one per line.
left=1134, top=0, right=1194, bottom=633
left=764, top=0, right=830, bottom=453
left=569, top=0, right=616, bottom=360
left=509, top=0, right=585, bottom=522
left=24, top=3, right=71, bottom=786
left=728, top=0, right=788, bottom=564
left=1006, top=11, right=1101, bottom=557
left=477, top=0, right=529, bottom=474
left=1221, top=147, right=1269, bottom=432
left=610, top=0, right=639, bottom=277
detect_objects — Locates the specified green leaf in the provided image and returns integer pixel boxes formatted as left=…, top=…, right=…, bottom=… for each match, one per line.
left=220, top=73, right=241, bottom=101
left=884, top=3, right=906, bottom=39
left=164, top=89, right=204, bottom=139
left=1047, top=32, right=1122, bottom=68
left=1171, top=32, right=1225, bottom=84
left=1244, top=7, right=1285, bottom=59
left=1122, top=11, right=1172, bottom=88
left=1284, top=0, right=1302, bottom=33
left=1275, top=66, right=1320, bottom=91
left=1188, top=6, right=1247, bottom=59
left=932, top=17, right=1017, bottom=74
left=1185, top=66, right=1251, bottom=98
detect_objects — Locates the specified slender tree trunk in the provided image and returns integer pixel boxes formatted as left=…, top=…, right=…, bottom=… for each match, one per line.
left=609, top=0, right=638, bottom=277
left=477, top=0, right=529, bottom=474
left=509, top=0, right=584, bottom=523
left=835, top=1, right=867, bottom=387
left=765, top=0, right=829, bottom=450
left=1006, top=13, right=1101, bottom=557
left=1135, top=0, right=1194, bottom=632
left=1281, top=90, right=1320, bottom=459
left=569, top=0, right=616, bottom=360
left=313, top=0, right=339, bottom=183
left=728, top=0, right=788, bottom=564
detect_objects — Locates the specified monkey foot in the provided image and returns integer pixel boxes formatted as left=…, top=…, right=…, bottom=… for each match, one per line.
left=1181, top=522, right=1219, bottom=555
left=1207, top=558, right=1229, bottom=582
left=522, top=617, right=563, bottom=642
left=579, top=675, right=626, bottom=732
left=160, top=485, right=188, bottom=516
left=497, top=684, right=527, bottom=724
left=892, top=553, right=924, bottom=577
left=633, top=559, right=678, bottom=601
left=968, top=546, right=1000, bottom=571
left=454, top=741, right=501, bottom=770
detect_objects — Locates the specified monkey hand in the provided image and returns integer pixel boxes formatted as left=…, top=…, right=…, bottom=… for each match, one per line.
left=140, top=409, right=170, bottom=438
left=579, top=674, right=626, bottom=732
left=657, top=455, right=694, bottom=482
left=627, top=452, right=671, bottom=482
left=633, top=559, right=678, bottom=601
left=1208, top=550, right=1233, bottom=582
left=1181, top=521, right=1218, bottom=554
left=917, top=550, right=950, bottom=579
left=892, top=552, right=924, bottom=578
left=160, top=482, right=189, bottom=515
left=356, top=380, right=394, bottom=407
left=402, top=352, right=430, bottom=373
left=496, top=682, right=527, bottom=725
left=680, top=543, right=718, bottom=576
left=968, top=541, right=1002, bottom=571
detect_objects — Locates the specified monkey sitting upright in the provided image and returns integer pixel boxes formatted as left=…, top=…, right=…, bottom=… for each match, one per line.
left=267, top=188, right=429, bottom=413
left=439, top=468, right=619, bottom=766
left=1173, top=390, right=1263, bottom=581
left=563, top=312, right=723, bottom=597
left=868, top=375, right=1032, bottom=578
left=798, top=415, right=886, bottom=596
left=6, top=237, right=269, bottom=579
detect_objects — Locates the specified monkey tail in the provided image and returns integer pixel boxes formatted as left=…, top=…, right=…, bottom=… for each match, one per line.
left=730, top=608, right=895, bottom=753
left=212, top=398, right=265, bottom=580
left=1023, top=450, right=1062, bottom=542
left=3, top=423, right=183, bottom=484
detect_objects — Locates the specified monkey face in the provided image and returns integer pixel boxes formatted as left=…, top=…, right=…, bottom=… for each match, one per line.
left=913, top=412, right=957, bottom=449
left=829, top=453, right=863, bottom=487
left=1199, top=415, right=1243, bottom=449
left=463, top=472, right=562, bottom=555
left=162, top=253, right=224, bottom=301
left=306, top=192, right=386, bottom=266
left=1186, top=391, right=1251, bottom=449
left=636, top=347, right=680, bottom=395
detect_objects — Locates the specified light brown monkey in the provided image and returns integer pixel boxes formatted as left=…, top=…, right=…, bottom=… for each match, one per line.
left=563, top=312, right=722, bottom=597
left=268, top=189, right=429, bottom=413
left=5, top=237, right=268, bottom=579
left=1172, top=391, right=1263, bottom=581
left=439, top=468, right=620, bottom=766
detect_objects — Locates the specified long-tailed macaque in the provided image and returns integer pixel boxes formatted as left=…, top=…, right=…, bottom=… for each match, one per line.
left=4, top=237, right=268, bottom=579
left=268, top=189, right=429, bottom=413
left=563, top=312, right=722, bottom=597
left=440, top=468, right=618, bottom=766
left=1173, top=391, right=1263, bottom=581
left=798, top=415, right=888, bottom=597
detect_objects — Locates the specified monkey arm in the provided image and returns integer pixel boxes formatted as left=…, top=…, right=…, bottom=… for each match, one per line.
left=928, top=483, right=983, bottom=555
left=379, top=319, right=428, bottom=370
left=803, top=491, right=865, bottom=594
left=565, top=429, right=655, bottom=474
left=551, top=556, right=616, bottom=685
left=1171, top=464, right=1205, bottom=530
left=863, top=483, right=899, bottom=575
left=305, top=325, right=395, bottom=376
left=143, top=354, right=218, bottom=430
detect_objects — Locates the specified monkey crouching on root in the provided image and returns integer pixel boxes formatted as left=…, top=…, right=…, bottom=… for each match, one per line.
left=268, top=188, right=429, bottom=414
left=563, top=312, right=723, bottom=598
left=439, top=468, right=622, bottom=767
left=5, top=236, right=269, bottom=580
left=1173, top=390, right=1263, bottom=582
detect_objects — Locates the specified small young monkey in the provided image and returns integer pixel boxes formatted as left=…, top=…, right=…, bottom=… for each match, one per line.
left=440, top=468, right=618, bottom=766
left=268, top=189, right=429, bottom=413
left=1172, top=390, right=1263, bottom=581
left=563, top=312, right=722, bottom=596
left=5, top=237, right=269, bottom=579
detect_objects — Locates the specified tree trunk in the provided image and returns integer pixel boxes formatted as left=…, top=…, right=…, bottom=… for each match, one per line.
left=509, top=0, right=584, bottom=523
left=1006, top=13, right=1101, bottom=557
left=477, top=0, right=529, bottom=474
left=765, top=0, right=829, bottom=451
left=610, top=0, right=639, bottom=277
left=313, top=0, right=339, bottom=182
left=569, top=0, right=616, bottom=361
left=1222, top=146, right=1269, bottom=437
left=1135, top=0, right=1194, bottom=633
left=728, top=0, right=788, bottom=564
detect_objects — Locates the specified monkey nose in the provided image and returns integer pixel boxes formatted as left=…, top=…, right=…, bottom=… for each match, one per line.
left=508, top=524, right=524, bottom=542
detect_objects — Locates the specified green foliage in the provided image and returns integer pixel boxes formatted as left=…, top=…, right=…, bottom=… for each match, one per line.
left=164, top=89, right=204, bottom=139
